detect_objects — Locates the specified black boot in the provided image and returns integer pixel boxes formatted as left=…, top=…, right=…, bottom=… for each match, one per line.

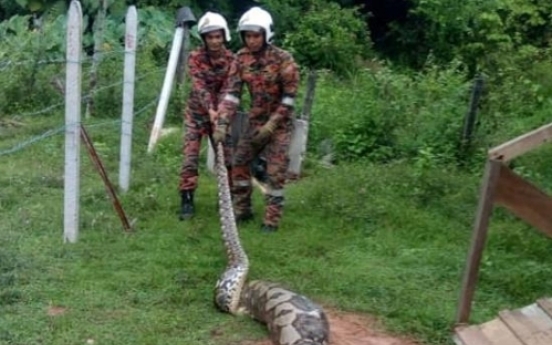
left=260, top=223, right=278, bottom=232
left=235, top=210, right=254, bottom=223
left=251, top=156, right=268, bottom=183
left=179, top=190, right=195, bottom=220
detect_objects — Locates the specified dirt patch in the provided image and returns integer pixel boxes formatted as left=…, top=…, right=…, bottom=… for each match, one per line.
left=47, top=305, right=67, bottom=317
left=241, top=308, right=420, bottom=345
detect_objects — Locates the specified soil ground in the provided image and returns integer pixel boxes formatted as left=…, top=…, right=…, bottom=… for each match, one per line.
left=240, top=308, right=421, bottom=345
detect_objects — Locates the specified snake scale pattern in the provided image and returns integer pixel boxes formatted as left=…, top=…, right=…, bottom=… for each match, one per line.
left=213, top=142, right=331, bottom=345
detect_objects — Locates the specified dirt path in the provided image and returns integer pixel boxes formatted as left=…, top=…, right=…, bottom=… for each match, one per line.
left=241, top=308, right=420, bottom=345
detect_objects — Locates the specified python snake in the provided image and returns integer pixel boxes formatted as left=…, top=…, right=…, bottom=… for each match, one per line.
left=213, top=142, right=331, bottom=345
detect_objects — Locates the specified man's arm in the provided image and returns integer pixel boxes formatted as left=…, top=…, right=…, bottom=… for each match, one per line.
left=188, top=52, right=215, bottom=112
left=217, top=57, right=242, bottom=125
left=271, top=53, right=300, bottom=123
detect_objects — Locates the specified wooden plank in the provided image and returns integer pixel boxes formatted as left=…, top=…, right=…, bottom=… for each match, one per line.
left=479, top=319, right=525, bottom=345
left=488, top=122, right=552, bottom=162
left=454, top=319, right=525, bottom=345
left=455, top=325, right=494, bottom=345
left=499, top=304, right=552, bottom=345
left=455, top=159, right=502, bottom=325
left=536, top=298, right=552, bottom=318
left=494, top=164, right=552, bottom=238
left=452, top=333, right=466, bottom=345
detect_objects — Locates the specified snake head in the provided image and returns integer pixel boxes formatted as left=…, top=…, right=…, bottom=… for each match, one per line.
left=214, top=265, right=247, bottom=314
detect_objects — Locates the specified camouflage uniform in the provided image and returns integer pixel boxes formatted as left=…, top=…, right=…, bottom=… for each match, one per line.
left=179, top=46, right=235, bottom=192
left=218, top=44, right=300, bottom=229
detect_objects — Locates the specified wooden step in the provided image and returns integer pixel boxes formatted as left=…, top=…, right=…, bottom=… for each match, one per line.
left=453, top=298, right=552, bottom=345
left=455, top=319, right=523, bottom=345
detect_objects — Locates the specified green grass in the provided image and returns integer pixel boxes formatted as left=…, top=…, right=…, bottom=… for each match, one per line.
left=2, top=115, right=552, bottom=345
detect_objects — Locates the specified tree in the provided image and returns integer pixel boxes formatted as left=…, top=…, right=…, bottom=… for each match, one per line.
left=282, top=0, right=371, bottom=76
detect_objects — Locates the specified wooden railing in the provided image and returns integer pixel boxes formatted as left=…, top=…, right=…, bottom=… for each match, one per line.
left=455, top=122, right=552, bottom=326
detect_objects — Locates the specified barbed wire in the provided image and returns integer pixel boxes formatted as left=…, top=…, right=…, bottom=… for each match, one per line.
left=0, top=58, right=65, bottom=70
left=0, top=34, right=179, bottom=157
left=9, top=101, right=66, bottom=118
left=85, top=66, right=166, bottom=97
left=0, top=55, right=95, bottom=71
left=84, top=96, right=160, bottom=129
left=0, top=94, right=159, bottom=157
left=4, top=65, right=167, bottom=119
left=0, top=125, right=65, bottom=157
left=0, top=49, right=141, bottom=71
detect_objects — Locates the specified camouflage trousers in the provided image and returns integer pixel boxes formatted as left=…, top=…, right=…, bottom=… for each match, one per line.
left=179, top=109, right=232, bottom=191
left=232, top=119, right=292, bottom=227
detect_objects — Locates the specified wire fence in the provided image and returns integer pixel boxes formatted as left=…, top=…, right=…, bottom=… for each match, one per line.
left=0, top=46, right=180, bottom=238
left=0, top=92, right=163, bottom=153
left=0, top=61, right=166, bottom=158
left=0, top=2, right=205, bottom=243
left=0, top=49, right=131, bottom=71
left=1, top=17, right=221, bottom=239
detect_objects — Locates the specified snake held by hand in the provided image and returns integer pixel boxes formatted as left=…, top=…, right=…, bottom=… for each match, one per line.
left=213, top=142, right=331, bottom=345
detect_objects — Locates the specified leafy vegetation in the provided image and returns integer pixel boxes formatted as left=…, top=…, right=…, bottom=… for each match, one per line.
left=1, top=0, right=552, bottom=344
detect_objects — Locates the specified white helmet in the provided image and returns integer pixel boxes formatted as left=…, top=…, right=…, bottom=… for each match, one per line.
left=197, top=11, right=231, bottom=42
left=237, top=7, right=274, bottom=43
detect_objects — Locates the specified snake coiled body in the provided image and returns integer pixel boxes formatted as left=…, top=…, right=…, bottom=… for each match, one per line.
left=213, top=143, right=330, bottom=345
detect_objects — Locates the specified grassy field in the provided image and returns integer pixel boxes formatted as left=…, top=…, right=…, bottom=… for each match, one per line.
left=2, top=112, right=552, bottom=345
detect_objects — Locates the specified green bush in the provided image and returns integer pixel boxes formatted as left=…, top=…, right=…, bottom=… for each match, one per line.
left=0, top=7, right=178, bottom=119
left=309, top=60, right=472, bottom=164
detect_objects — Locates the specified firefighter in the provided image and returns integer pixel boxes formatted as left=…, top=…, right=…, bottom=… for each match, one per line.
left=179, top=11, right=235, bottom=220
left=216, top=7, right=300, bottom=232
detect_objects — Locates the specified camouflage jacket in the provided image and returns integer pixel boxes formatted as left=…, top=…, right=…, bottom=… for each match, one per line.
left=187, top=46, right=235, bottom=114
left=218, top=44, right=300, bottom=125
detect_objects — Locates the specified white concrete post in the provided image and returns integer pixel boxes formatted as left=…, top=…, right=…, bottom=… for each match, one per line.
left=119, top=5, right=138, bottom=192
left=63, top=0, right=84, bottom=243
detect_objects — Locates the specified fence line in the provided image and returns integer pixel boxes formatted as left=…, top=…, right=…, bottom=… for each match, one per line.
left=0, top=58, right=66, bottom=70
left=1, top=1, right=189, bottom=243
left=86, top=66, right=166, bottom=98
left=11, top=101, right=66, bottom=118
left=0, top=63, right=165, bottom=121
left=0, top=49, right=139, bottom=71
left=0, top=125, right=66, bottom=157
left=0, top=95, right=158, bottom=158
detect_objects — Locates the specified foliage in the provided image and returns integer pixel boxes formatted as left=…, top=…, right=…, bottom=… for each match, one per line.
left=308, top=60, right=476, bottom=165
left=387, top=0, right=552, bottom=73
left=0, top=4, right=178, bottom=115
left=252, top=0, right=371, bottom=75
left=0, top=14, right=67, bottom=113
left=13, top=0, right=64, bottom=14
left=282, top=1, right=372, bottom=75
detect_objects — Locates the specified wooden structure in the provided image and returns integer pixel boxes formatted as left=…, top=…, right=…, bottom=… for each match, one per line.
left=454, top=298, right=552, bottom=345
left=453, top=122, right=552, bottom=344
